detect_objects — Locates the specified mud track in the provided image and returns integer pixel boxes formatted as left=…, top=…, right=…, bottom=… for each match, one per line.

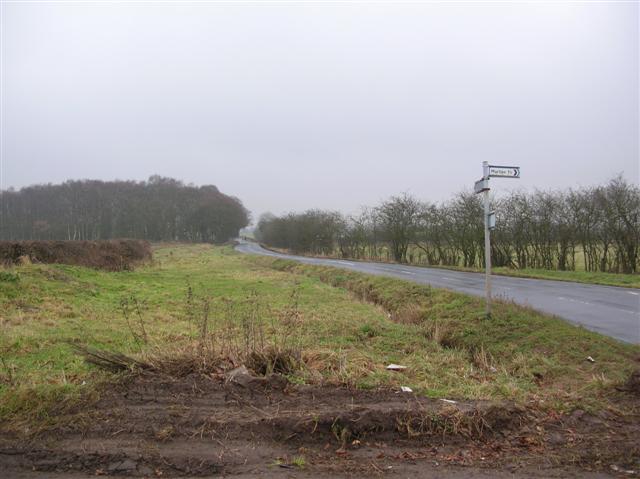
left=1, top=374, right=638, bottom=478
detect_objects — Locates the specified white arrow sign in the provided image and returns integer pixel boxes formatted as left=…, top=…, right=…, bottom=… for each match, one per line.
left=488, top=165, right=520, bottom=178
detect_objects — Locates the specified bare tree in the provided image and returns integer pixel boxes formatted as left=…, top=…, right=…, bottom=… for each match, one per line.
left=375, top=194, right=421, bottom=263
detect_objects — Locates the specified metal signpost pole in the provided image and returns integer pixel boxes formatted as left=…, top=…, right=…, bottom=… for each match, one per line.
left=482, top=161, right=492, bottom=317
left=475, top=162, right=520, bottom=319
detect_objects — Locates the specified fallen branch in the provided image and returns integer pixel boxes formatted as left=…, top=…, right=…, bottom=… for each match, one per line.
left=71, top=344, right=151, bottom=372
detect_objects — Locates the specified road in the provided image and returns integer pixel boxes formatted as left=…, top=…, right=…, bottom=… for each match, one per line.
left=236, top=240, right=640, bottom=344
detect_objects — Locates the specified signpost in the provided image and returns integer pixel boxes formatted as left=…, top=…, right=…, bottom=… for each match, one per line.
left=488, top=166, right=520, bottom=178
left=475, top=161, right=520, bottom=317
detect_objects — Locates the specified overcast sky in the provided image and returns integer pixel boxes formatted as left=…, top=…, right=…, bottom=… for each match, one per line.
left=1, top=1, right=638, bottom=221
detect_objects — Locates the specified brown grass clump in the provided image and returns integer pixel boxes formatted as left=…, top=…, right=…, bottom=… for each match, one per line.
left=72, top=342, right=230, bottom=377
left=390, top=304, right=426, bottom=324
left=0, top=240, right=152, bottom=271
left=73, top=286, right=306, bottom=380
left=70, top=344, right=152, bottom=373
left=396, top=402, right=526, bottom=440
left=422, top=320, right=458, bottom=349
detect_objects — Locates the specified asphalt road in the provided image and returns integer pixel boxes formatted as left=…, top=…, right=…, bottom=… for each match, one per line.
left=236, top=240, right=640, bottom=344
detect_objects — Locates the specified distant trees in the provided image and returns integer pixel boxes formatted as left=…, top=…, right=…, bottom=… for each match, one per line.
left=256, top=177, right=639, bottom=274
left=256, top=210, right=343, bottom=255
left=0, top=176, right=249, bottom=244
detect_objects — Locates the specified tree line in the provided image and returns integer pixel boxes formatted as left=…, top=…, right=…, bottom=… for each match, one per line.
left=256, top=177, right=639, bottom=274
left=0, top=176, right=249, bottom=244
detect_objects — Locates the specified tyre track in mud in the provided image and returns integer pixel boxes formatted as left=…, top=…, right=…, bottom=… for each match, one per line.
left=2, top=373, right=638, bottom=478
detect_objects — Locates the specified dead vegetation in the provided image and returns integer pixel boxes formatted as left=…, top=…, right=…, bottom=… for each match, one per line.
left=70, top=345, right=151, bottom=373
left=0, top=240, right=151, bottom=271
left=73, top=285, right=305, bottom=380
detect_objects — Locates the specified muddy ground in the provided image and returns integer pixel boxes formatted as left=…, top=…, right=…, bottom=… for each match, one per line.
left=1, top=372, right=638, bottom=478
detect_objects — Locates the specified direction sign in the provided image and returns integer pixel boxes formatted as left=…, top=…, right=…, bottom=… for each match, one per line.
left=474, top=178, right=489, bottom=194
left=488, top=165, right=520, bottom=178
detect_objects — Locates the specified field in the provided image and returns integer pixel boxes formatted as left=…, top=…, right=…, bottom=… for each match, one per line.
left=1, top=243, right=639, bottom=477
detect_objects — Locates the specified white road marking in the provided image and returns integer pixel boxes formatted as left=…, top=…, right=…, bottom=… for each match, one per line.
left=441, top=276, right=458, bottom=281
left=400, top=270, right=416, bottom=275
left=557, top=296, right=638, bottom=314
left=337, top=260, right=355, bottom=266
left=627, top=291, right=639, bottom=296
left=557, top=296, right=593, bottom=306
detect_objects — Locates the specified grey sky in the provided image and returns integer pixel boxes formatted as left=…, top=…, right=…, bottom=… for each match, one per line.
left=1, top=1, right=638, bottom=221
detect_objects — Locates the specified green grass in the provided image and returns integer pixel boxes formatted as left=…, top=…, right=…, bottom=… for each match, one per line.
left=0, top=243, right=637, bottom=430
left=411, top=262, right=640, bottom=288
left=250, top=255, right=639, bottom=406
left=490, top=267, right=640, bottom=288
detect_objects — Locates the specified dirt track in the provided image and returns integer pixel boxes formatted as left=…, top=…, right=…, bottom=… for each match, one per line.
left=1, top=373, right=638, bottom=478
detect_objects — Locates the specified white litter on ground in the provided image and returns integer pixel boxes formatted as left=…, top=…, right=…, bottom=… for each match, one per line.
left=386, top=364, right=407, bottom=371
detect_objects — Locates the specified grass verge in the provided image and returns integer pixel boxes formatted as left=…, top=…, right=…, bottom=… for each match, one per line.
left=0, top=243, right=637, bottom=433
left=248, top=254, right=639, bottom=410
left=491, top=266, right=640, bottom=288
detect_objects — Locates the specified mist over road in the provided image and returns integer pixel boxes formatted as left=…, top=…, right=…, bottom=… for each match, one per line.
left=236, top=240, right=640, bottom=344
